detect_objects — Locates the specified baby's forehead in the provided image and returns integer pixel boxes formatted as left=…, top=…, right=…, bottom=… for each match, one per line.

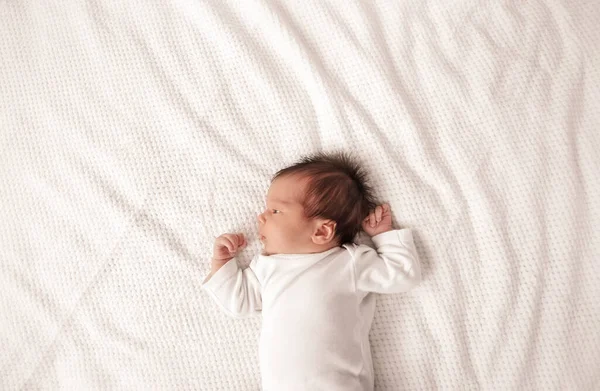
left=266, top=175, right=309, bottom=203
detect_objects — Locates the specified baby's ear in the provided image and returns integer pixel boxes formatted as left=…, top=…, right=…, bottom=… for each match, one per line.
left=312, top=219, right=337, bottom=244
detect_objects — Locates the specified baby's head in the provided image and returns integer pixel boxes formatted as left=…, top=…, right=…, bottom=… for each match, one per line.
left=257, top=151, right=377, bottom=255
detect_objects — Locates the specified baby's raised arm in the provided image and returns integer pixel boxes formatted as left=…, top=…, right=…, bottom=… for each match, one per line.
left=205, top=233, right=247, bottom=281
left=202, top=233, right=262, bottom=318
left=351, top=204, right=422, bottom=294
left=351, top=229, right=421, bottom=293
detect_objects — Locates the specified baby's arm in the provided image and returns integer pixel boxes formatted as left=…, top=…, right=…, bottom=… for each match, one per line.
left=205, top=233, right=247, bottom=281
left=353, top=204, right=421, bottom=293
left=351, top=229, right=421, bottom=293
left=202, top=233, right=262, bottom=318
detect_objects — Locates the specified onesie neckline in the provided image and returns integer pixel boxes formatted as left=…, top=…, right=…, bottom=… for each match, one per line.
left=259, top=246, right=342, bottom=261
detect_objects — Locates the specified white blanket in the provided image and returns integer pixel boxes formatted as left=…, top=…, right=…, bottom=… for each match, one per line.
left=1, top=0, right=599, bottom=389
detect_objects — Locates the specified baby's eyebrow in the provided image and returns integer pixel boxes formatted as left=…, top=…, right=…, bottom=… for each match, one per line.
left=266, top=198, right=292, bottom=205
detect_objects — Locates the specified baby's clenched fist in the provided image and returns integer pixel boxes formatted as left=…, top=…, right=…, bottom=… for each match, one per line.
left=213, top=233, right=247, bottom=262
left=362, top=203, right=393, bottom=237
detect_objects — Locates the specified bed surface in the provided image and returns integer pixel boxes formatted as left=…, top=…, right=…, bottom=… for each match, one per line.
left=1, top=0, right=599, bottom=389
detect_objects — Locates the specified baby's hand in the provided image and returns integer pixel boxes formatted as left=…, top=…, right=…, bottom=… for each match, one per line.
left=362, top=203, right=394, bottom=237
left=212, top=233, right=247, bottom=262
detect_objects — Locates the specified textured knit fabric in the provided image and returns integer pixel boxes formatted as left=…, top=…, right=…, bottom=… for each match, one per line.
left=202, top=229, right=421, bottom=391
left=1, top=0, right=599, bottom=390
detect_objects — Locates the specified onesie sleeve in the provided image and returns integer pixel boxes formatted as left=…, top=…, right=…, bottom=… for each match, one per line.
left=351, top=229, right=421, bottom=294
left=201, top=256, right=262, bottom=318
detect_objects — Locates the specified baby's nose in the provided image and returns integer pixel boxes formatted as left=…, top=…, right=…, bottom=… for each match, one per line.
left=257, top=213, right=265, bottom=224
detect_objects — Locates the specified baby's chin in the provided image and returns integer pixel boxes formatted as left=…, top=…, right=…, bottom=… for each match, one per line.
left=260, top=239, right=281, bottom=256
left=259, top=240, right=268, bottom=256
left=260, top=242, right=273, bottom=256
left=260, top=244, right=281, bottom=256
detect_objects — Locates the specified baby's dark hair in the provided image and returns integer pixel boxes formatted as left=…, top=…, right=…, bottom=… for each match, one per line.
left=272, top=151, right=378, bottom=245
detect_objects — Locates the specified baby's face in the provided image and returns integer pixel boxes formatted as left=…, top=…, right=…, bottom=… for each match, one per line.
left=257, top=175, right=316, bottom=255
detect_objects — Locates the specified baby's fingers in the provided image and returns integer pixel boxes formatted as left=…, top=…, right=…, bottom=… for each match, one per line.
left=226, top=233, right=247, bottom=252
left=381, top=203, right=391, bottom=217
left=374, top=205, right=383, bottom=223
left=367, top=211, right=377, bottom=227
left=218, top=235, right=236, bottom=251
left=236, top=233, right=247, bottom=248
left=222, top=237, right=236, bottom=253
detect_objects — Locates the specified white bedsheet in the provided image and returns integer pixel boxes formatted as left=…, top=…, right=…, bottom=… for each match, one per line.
left=1, top=0, right=599, bottom=389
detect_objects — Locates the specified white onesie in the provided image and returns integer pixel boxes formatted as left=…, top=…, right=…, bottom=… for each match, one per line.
left=202, top=229, right=421, bottom=391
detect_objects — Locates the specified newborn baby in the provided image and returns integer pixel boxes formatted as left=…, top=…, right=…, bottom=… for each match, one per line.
left=202, top=152, right=421, bottom=391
